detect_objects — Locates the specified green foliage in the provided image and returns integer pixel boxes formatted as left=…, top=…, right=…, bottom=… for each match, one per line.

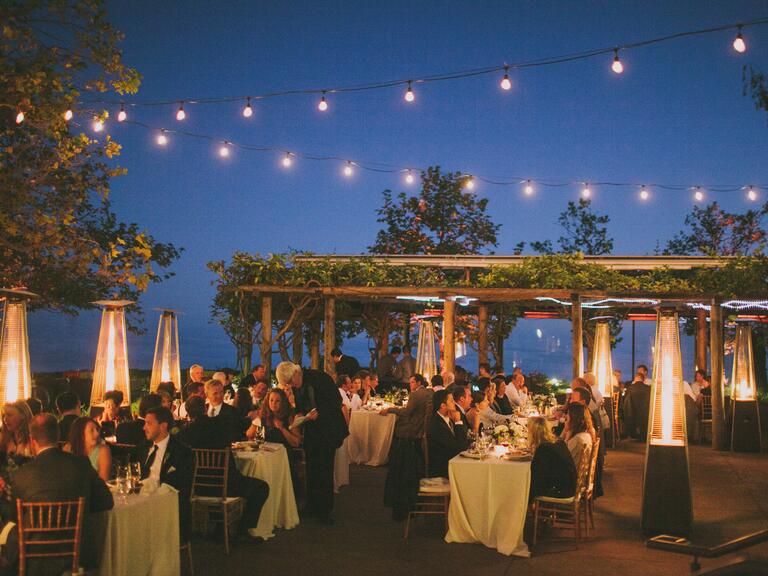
left=369, top=166, right=501, bottom=255
left=529, top=199, right=614, bottom=256
left=664, top=202, right=767, bottom=256
left=744, top=65, right=768, bottom=118
left=0, top=0, right=179, bottom=325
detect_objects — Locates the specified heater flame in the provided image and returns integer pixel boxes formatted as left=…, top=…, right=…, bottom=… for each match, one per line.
left=105, top=312, right=117, bottom=393
left=661, top=354, right=674, bottom=443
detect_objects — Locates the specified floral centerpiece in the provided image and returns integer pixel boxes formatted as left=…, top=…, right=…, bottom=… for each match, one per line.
left=382, top=388, right=408, bottom=406
left=491, top=419, right=528, bottom=444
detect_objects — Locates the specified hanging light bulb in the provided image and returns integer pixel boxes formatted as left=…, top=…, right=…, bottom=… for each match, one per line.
left=404, top=81, right=415, bottom=102
left=640, top=185, right=649, bottom=201
left=156, top=131, right=168, bottom=146
left=733, top=25, right=747, bottom=53
left=464, top=176, right=475, bottom=191
left=117, top=103, right=127, bottom=122
left=694, top=187, right=704, bottom=202
left=500, top=66, right=512, bottom=91
left=343, top=161, right=354, bottom=177
left=243, top=97, right=253, bottom=118
left=747, top=186, right=757, bottom=201
left=282, top=152, right=293, bottom=168
left=581, top=183, right=591, bottom=198
left=611, top=49, right=624, bottom=74
left=524, top=180, right=534, bottom=195
left=218, top=142, right=230, bottom=158
left=176, top=102, right=186, bottom=121
left=63, top=109, right=73, bottom=121
left=15, top=111, right=24, bottom=124
left=92, top=117, right=104, bottom=132
left=318, top=91, right=328, bottom=112
left=405, top=170, right=415, bottom=185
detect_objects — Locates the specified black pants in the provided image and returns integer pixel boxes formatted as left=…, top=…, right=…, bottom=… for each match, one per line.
left=304, top=440, right=336, bottom=519
left=231, top=474, right=270, bottom=530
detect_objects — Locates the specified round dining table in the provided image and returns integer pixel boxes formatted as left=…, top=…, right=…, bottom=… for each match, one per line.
left=346, top=409, right=396, bottom=466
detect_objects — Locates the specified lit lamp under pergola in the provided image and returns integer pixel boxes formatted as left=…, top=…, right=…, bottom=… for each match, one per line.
left=91, top=300, right=132, bottom=407
left=415, top=317, right=439, bottom=384
left=0, top=289, right=37, bottom=407
left=642, top=310, right=692, bottom=536
left=149, top=309, right=181, bottom=392
left=730, top=324, right=762, bottom=452
left=591, top=321, right=614, bottom=397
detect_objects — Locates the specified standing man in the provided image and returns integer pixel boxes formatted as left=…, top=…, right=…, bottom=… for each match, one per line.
left=377, top=346, right=402, bottom=392
left=240, top=364, right=267, bottom=389
left=331, top=348, right=360, bottom=381
left=139, top=407, right=194, bottom=543
left=478, top=363, right=492, bottom=379
left=398, top=348, right=417, bottom=387
left=279, top=362, right=348, bottom=525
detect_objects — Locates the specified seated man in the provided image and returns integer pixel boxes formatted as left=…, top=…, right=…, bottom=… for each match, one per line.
left=427, top=390, right=469, bottom=478
left=177, top=397, right=269, bottom=540
left=138, top=407, right=194, bottom=544
left=9, top=413, right=114, bottom=575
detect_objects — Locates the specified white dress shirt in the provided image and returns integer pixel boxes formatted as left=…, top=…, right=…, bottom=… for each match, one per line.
left=505, top=384, right=521, bottom=406
left=148, top=434, right=170, bottom=484
left=207, top=402, right=222, bottom=417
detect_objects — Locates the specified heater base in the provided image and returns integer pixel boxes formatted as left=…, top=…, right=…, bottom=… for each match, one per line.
left=731, top=400, right=762, bottom=453
left=642, top=444, right=692, bottom=536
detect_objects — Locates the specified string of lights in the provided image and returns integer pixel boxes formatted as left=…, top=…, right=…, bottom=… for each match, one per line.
left=69, top=16, right=768, bottom=116
left=95, top=118, right=764, bottom=203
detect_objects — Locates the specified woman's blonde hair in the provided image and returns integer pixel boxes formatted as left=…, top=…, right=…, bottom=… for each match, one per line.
left=0, top=400, right=34, bottom=449
left=528, top=416, right=555, bottom=453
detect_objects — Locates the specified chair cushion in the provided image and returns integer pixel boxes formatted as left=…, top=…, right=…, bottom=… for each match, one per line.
left=536, top=495, right=576, bottom=504
left=192, top=496, right=243, bottom=504
left=419, top=477, right=450, bottom=494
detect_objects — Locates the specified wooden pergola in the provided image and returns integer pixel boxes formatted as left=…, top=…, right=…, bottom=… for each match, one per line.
left=237, top=254, right=757, bottom=450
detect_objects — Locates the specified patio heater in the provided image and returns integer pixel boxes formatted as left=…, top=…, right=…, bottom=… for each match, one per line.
left=149, top=309, right=181, bottom=393
left=0, top=289, right=36, bottom=407
left=91, top=300, right=132, bottom=407
left=415, top=317, right=438, bottom=384
left=642, top=310, right=692, bottom=536
left=730, top=325, right=762, bottom=452
left=591, top=321, right=614, bottom=397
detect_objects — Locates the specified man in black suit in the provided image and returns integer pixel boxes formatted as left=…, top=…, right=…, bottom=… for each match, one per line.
left=10, top=413, right=114, bottom=575
left=204, top=378, right=242, bottom=442
left=239, top=364, right=267, bottom=390
left=624, top=371, right=651, bottom=441
left=331, top=348, right=360, bottom=380
left=177, top=397, right=269, bottom=539
left=427, top=389, right=469, bottom=478
left=137, top=407, right=194, bottom=543
left=281, top=362, right=348, bottom=524
left=450, top=385, right=472, bottom=429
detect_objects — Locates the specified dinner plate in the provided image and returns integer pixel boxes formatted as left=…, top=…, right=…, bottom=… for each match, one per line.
left=502, top=452, right=532, bottom=461
left=459, top=450, right=483, bottom=459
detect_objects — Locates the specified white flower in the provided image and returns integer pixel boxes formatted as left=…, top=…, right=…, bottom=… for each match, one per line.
left=494, top=425, right=509, bottom=435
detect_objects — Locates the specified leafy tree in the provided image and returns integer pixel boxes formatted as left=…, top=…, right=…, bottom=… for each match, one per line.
left=529, top=199, right=614, bottom=256
left=369, top=166, right=501, bottom=255
left=664, top=202, right=767, bottom=256
left=0, top=0, right=179, bottom=323
left=744, top=65, right=768, bottom=119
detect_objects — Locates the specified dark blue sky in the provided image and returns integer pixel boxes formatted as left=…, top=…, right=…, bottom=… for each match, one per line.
left=29, top=0, right=768, bottom=376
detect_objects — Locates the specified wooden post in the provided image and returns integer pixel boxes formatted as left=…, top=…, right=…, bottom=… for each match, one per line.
left=403, top=313, right=412, bottom=351
left=443, top=299, right=456, bottom=373
left=710, top=298, right=727, bottom=450
left=478, top=304, right=489, bottom=370
left=260, top=296, right=272, bottom=378
left=571, top=293, right=583, bottom=379
left=380, top=313, right=390, bottom=360
left=323, top=297, right=336, bottom=374
left=292, top=327, right=303, bottom=365
left=310, top=319, right=320, bottom=370
left=696, top=308, right=707, bottom=372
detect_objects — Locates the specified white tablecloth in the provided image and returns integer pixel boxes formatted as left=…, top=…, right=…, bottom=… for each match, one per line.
left=234, top=443, right=299, bottom=539
left=334, top=437, right=350, bottom=492
left=445, top=455, right=531, bottom=557
left=347, top=410, right=396, bottom=466
left=90, top=484, right=180, bottom=576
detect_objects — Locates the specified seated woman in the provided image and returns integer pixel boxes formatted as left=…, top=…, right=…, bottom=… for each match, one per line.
left=98, top=390, right=127, bottom=437
left=474, top=388, right=509, bottom=432
left=65, top=417, right=112, bottom=482
left=0, top=401, right=34, bottom=461
left=234, top=387, right=259, bottom=420
left=348, top=375, right=365, bottom=411
left=528, top=416, right=576, bottom=501
left=259, top=388, right=302, bottom=448
left=563, top=403, right=595, bottom=471
left=492, top=377, right=513, bottom=415
left=465, top=391, right=484, bottom=436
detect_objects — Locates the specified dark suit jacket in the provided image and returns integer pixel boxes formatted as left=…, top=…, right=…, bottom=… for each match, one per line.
left=239, top=374, right=257, bottom=389
left=389, top=386, right=434, bottom=439
left=115, top=418, right=146, bottom=446
left=334, top=355, right=360, bottom=379
left=137, top=436, right=193, bottom=542
left=530, top=440, right=577, bottom=500
left=426, top=413, right=469, bottom=478
left=296, top=369, right=349, bottom=451
left=624, top=382, right=651, bottom=440
left=205, top=402, right=243, bottom=442
left=58, top=414, right=79, bottom=444
left=10, top=447, right=114, bottom=515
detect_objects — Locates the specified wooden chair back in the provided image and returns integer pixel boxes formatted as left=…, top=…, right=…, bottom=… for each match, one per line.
left=574, top=444, right=592, bottom=501
left=16, top=497, right=84, bottom=576
left=701, top=394, right=713, bottom=421
left=192, top=449, right=230, bottom=499
left=585, top=438, right=601, bottom=498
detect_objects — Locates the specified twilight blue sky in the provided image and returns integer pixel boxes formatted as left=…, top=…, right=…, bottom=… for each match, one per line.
left=28, top=0, right=768, bottom=377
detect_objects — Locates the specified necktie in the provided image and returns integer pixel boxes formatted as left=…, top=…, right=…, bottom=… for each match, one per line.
left=449, top=419, right=455, bottom=435
left=143, top=444, right=158, bottom=479
left=209, top=405, right=216, bottom=417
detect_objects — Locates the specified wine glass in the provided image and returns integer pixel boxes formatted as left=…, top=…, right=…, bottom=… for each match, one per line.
left=130, top=462, right=142, bottom=492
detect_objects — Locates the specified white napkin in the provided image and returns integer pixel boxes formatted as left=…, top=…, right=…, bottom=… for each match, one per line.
left=140, top=478, right=159, bottom=495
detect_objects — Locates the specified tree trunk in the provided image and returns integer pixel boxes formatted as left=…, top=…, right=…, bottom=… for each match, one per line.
left=443, top=299, right=456, bottom=373
left=571, top=293, right=583, bottom=379
left=323, top=298, right=336, bottom=374
left=260, top=296, right=273, bottom=378
left=710, top=298, right=727, bottom=450
left=292, top=328, right=303, bottom=365
left=310, top=320, right=320, bottom=369
left=478, top=304, right=488, bottom=371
